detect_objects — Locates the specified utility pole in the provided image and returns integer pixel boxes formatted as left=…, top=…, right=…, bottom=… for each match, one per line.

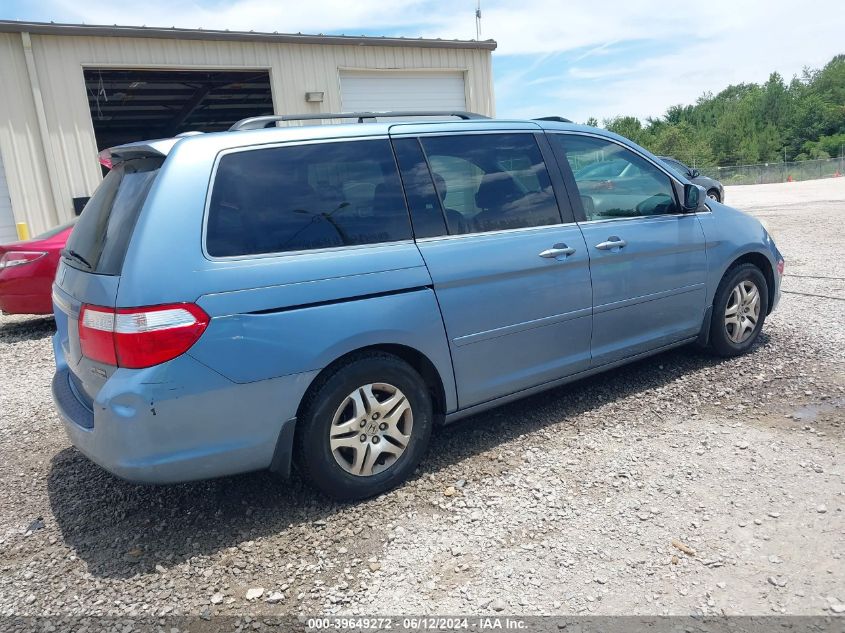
left=476, top=1, right=482, bottom=40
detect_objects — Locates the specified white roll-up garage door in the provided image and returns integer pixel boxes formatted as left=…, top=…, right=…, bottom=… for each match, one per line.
left=0, top=153, right=16, bottom=245
left=340, top=70, right=466, bottom=113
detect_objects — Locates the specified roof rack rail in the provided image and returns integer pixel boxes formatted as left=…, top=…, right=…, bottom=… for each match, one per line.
left=229, top=111, right=489, bottom=131
left=533, top=116, right=573, bottom=123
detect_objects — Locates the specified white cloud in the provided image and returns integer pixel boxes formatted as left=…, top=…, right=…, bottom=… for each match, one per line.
left=5, top=0, right=843, bottom=122
left=44, top=0, right=445, bottom=35
left=481, top=0, right=844, bottom=121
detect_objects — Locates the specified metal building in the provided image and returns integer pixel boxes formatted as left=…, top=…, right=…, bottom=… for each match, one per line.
left=0, top=20, right=497, bottom=241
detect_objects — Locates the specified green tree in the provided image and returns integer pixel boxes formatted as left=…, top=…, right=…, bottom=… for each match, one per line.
left=598, top=55, right=845, bottom=166
left=603, top=116, right=650, bottom=146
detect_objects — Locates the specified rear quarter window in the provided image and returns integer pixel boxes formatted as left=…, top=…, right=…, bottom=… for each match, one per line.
left=206, top=139, right=411, bottom=257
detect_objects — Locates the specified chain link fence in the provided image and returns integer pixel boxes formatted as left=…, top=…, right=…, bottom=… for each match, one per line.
left=699, top=157, right=845, bottom=185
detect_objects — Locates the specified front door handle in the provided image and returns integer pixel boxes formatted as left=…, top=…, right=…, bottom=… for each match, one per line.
left=539, top=243, right=576, bottom=259
left=595, top=236, right=627, bottom=251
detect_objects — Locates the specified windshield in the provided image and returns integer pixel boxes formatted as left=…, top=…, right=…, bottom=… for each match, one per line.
left=660, top=158, right=690, bottom=178
left=63, top=157, right=162, bottom=275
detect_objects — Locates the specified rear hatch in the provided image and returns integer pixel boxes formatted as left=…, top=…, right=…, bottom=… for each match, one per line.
left=53, top=153, right=164, bottom=412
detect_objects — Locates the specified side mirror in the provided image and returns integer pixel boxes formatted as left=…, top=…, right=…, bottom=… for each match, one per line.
left=683, top=183, right=707, bottom=211
left=690, top=168, right=701, bottom=178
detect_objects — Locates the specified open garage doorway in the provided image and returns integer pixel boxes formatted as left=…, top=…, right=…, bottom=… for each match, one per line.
left=83, top=68, right=274, bottom=150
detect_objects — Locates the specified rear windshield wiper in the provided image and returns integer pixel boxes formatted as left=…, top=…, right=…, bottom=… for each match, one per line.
left=61, top=248, right=93, bottom=270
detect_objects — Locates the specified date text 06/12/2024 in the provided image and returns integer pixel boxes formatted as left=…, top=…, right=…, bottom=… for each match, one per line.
left=306, top=617, right=527, bottom=630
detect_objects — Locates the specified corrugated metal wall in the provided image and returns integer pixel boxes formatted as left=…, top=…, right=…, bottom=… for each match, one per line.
left=0, top=152, right=17, bottom=243
left=0, top=33, right=56, bottom=237
left=0, top=32, right=495, bottom=235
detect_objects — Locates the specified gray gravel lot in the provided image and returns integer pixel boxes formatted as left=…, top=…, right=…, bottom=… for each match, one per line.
left=0, top=179, right=843, bottom=619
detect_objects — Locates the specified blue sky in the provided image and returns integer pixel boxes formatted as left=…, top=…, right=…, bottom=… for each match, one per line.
left=2, top=0, right=842, bottom=123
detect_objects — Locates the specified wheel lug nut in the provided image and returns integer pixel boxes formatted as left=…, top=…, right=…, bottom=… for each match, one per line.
left=359, top=434, right=367, bottom=442
left=360, top=420, right=366, bottom=428
left=379, top=422, right=387, bottom=431
left=372, top=436, right=380, bottom=444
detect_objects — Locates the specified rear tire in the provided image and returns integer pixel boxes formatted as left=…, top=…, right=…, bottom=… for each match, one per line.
left=709, top=263, right=768, bottom=357
left=707, top=189, right=721, bottom=202
left=295, top=352, right=433, bottom=500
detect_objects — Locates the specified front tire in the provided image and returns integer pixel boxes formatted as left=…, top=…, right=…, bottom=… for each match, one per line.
left=709, top=263, right=768, bottom=357
left=707, top=189, right=721, bottom=202
left=295, top=352, right=433, bottom=500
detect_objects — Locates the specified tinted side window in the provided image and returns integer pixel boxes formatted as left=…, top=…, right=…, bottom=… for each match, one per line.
left=392, top=138, right=447, bottom=239
left=207, top=140, right=411, bottom=257
left=420, top=134, right=562, bottom=235
left=551, top=135, right=680, bottom=220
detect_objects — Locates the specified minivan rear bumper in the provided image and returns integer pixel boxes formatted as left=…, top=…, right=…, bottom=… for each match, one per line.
left=51, top=355, right=318, bottom=484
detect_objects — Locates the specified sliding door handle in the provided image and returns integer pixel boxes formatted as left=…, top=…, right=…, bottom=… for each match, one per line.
left=595, top=237, right=627, bottom=251
left=539, top=244, right=576, bottom=259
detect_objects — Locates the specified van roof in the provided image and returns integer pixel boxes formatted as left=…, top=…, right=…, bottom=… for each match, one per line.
left=105, top=113, right=590, bottom=162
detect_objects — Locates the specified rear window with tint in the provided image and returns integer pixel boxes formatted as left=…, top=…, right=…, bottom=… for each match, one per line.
left=206, top=140, right=411, bottom=257
left=64, top=157, right=162, bottom=275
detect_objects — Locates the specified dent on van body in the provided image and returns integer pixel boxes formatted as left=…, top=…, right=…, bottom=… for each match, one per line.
left=188, top=288, right=458, bottom=411
left=60, top=353, right=317, bottom=483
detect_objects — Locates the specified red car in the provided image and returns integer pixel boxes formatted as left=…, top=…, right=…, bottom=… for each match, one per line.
left=0, top=220, right=76, bottom=315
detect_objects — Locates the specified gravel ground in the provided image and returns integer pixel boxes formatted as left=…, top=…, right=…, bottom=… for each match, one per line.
left=0, top=179, right=843, bottom=620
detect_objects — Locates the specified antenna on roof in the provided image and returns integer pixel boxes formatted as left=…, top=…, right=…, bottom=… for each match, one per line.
left=475, top=0, right=482, bottom=40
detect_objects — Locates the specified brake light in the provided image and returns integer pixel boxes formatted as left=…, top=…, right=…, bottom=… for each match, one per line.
left=79, top=303, right=209, bottom=368
left=79, top=306, right=118, bottom=365
left=776, top=259, right=785, bottom=276
left=0, top=251, right=47, bottom=269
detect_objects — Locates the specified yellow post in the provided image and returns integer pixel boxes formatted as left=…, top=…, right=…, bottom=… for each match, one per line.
left=16, top=222, right=30, bottom=241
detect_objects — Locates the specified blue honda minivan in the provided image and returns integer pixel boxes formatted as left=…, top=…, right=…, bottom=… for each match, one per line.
left=51, top=112, right=783, bottom=499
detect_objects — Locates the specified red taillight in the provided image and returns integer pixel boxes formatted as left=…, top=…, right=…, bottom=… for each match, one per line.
left=79, top=303, right=209, bottom=369
left=79, top=306, right=118, bottom=366
left=0, top=251, right=47, bottom=269
left=776, top=259, right=785, bottom=275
